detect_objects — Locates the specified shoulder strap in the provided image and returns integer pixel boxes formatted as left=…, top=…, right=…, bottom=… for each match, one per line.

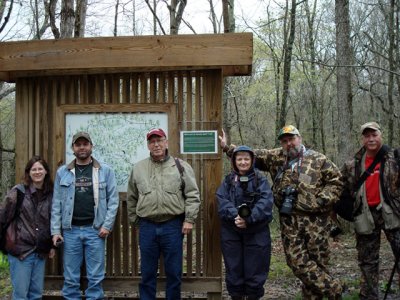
left=3, top=185, right=25, bottom=231
left=174, top=157, right=185, bottom=191
left=354, top=145, right=388, bottom=192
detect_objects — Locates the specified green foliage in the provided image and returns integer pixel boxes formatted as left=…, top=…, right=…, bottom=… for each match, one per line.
left=0, top=253, right=11, bottom=298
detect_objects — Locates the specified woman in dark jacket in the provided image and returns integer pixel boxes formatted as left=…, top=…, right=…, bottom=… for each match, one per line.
left=216, top=146, right=274, bottom=300
left=0, top=156, right=54, bottom=300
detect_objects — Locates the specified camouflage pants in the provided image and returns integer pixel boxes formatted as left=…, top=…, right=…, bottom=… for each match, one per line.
left=356, top=208, right=400, bottom=300
left=280, top=213, right=343, bottom=299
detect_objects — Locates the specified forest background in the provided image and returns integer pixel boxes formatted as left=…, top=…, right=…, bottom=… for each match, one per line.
left=1, top=0, right=400, bottom=197
left=0, top=0, right=399, bottom=298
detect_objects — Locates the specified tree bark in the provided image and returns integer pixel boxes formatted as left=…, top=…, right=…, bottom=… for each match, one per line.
left=60, top=0, right=74, bottom=38
left=386, top=0, right=395, bottom=144
left=335, top=0, right=353, bottom=165
left=222, top=0, right=234, bottom=33
left=279, top=0, right=297, bottom=130
left=75, top=0, right=87, bottom=37
left=49, top=0, right=60, bottom=39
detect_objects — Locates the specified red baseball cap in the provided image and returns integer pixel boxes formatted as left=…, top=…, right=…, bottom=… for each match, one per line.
left=146, top=128, right=167, bottom=140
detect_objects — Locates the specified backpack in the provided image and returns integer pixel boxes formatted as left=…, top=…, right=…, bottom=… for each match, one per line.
left=0, top=184, right=26, bottom=255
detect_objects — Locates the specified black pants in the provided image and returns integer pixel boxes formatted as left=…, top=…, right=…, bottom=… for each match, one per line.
left=221, top=225, right=271, bottom=298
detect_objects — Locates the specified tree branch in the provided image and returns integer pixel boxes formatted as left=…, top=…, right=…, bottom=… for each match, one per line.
left=144, top=0, right=166, bottom=35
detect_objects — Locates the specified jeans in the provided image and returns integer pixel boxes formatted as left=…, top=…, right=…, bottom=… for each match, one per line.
left=139, top=217, right=184, bottom=300
left=62, top=225, right=105, bottom=300
left=8, top=252, right=46, bottom=300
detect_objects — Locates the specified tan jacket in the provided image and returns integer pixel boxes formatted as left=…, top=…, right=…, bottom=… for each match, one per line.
left=126, top=156, right=200, bottom=224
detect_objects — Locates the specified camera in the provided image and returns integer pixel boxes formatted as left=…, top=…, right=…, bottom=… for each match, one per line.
left=237, top=203, right=252, bottom=218
left=280, top=186, right=297, bottom=215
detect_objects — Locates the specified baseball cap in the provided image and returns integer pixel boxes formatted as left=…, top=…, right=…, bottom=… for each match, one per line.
left=146, top=128, right=167, bottom=140
left=72, top=131, right=92, bottom=145
left=277, top=125, right=301, bottom=140
left=360, top=122, right=381, bottom=134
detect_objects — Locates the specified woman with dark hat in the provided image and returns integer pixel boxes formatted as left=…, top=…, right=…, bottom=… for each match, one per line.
left=216, top=145, right=274, bottom=300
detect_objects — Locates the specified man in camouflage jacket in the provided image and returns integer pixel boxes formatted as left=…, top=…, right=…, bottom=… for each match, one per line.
left=341, top=122, right=400, bottom=300
left=221, top=125, right=343, bottom=299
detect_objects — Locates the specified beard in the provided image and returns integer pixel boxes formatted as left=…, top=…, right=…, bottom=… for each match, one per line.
left=283, top=145, right=302, bottom=159
left=74, top=149, right=92, bottom=161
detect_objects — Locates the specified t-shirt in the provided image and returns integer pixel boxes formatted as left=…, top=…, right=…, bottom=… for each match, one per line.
left=365, top=155, right=381, bottom=207
left=72, top=162, right=95, bottom=226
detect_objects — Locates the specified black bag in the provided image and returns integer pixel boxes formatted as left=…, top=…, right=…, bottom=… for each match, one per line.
left=0, top=185, right=25, bottom=255
left=335, top=189, right=356, bottom=221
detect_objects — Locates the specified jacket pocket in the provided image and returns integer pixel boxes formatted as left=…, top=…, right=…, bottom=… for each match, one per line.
left=354, top=209, right=374, bottom=234
left=382, top=203, right=400, bottom=229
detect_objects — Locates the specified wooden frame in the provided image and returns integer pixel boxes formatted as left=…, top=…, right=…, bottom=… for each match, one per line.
left=55, top=103, right=178, bottom=167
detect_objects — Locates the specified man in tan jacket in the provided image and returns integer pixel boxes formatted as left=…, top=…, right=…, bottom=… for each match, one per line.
left=127, top=128, right=200, bottom=300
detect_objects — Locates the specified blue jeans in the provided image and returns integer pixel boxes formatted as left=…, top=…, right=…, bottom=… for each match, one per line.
left=8, top=252, right=46, bottom=300
left=62, top=226, right=105, bottom=300
left=139, top=217, right=184, bottom=300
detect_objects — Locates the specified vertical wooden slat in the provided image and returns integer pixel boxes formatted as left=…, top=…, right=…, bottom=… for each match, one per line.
left=184, top=71, right=193, bottom=277
left=15, top=79, right=29, bottom=183
left=167, top=72, right=175, bottom=104
left=112, top=74, right=120, bottom=104
left=140, top=73, right=147, bottom=103
left=158, top=72, right=166, bottom=103
left=149, top=73, right=157, bottom=103
left=41, top=79, right=49, bottom=159
left=80, top=75, right=89, bottom=104
left=121, top=198, right=130, bottom=275
left=131, top=73, right=138, bottom=104
left=121, top=74, right=131, bottom=104
left=194, top=72, right=203, bottom=276
left=112, top=206, right=122, bottom=275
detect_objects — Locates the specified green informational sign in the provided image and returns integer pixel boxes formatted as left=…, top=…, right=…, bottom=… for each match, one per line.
left=180, top=131, right=218, bottom=154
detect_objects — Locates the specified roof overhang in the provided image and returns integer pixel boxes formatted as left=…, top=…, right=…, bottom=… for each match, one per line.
left=0, top=33, right=253, bottom=82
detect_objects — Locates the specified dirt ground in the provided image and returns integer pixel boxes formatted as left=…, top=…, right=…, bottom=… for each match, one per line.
left=227, top=232, right=400, bottom=300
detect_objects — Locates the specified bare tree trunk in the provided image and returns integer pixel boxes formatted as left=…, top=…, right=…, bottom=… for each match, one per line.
left=305, top=0, right=319, bottom=148
left=279, top=0, right=297, bottom=129
left=132, top=0, right=136, bottom=35
left=75, top=0, right=87, bottom=37
left=222, top=0, right=234, bottom=33
left=386, top=0, right=395, bottom=144
left=335, top=0, right=353, bottom=164
left=0, top=0, right=14, bottom=34
left=153, top=0, right=157, bottom=35
left=170, top=0, right=186, bottom=34
left=113, top=0, right=120, bottom=36
left=49, top=0, right=60, bottom=38
left=144, top=0, right=166, bottom=34
left=60, top=0, right=74, bottom=38
left=208, top=0, right=218, bottom=33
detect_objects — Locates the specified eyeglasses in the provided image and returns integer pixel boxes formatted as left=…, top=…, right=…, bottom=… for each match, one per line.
left=148, top=138, right=166, bottom=146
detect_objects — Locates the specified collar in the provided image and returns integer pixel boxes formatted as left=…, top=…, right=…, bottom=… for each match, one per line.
left=67, top=157, right=101, bottom=170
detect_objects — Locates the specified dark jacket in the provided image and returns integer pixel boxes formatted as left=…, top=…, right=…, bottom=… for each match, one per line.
left=0, top=184, right=53, bottom=259
left=216, top=146, right=274, bottom=233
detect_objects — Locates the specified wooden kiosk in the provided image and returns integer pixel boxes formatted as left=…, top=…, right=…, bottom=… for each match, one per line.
left=0, top=33, right=253, bottom=299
